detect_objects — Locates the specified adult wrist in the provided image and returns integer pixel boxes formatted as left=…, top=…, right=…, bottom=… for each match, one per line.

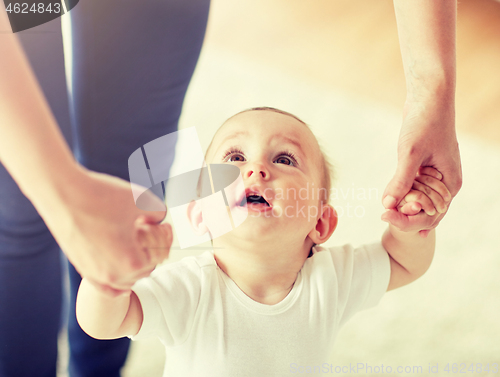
left=406, top=69, right=456, bottom=106
left=27, top=160, right=88, bottom=223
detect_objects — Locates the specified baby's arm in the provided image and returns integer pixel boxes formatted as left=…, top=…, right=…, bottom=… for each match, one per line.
left=382, top=167, right=451, bottom=291
left=76, top=279, right=143, bottom=339
left=76, top=217, right=172, bottom=339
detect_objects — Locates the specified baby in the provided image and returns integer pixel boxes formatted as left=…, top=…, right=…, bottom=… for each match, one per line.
left=76, top=107, right=450, bottom=377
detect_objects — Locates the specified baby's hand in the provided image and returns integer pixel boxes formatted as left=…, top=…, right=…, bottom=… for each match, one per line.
left=382, top=167, right=451, bottom=237
left=134, top=216, right=173, bottom=268
left=398, top=167, right=451, bottom=217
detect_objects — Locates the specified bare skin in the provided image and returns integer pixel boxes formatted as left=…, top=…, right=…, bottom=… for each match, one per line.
left=75, top=111, right=450, bottom=340
left=0, top=9, right=172, bottom=295
left=384, top=0, right=462, bottom=235
left=0, top=1, right=460, bottom=293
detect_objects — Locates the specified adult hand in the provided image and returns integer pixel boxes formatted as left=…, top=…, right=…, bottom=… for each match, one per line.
left=40, top=166, right=172, bottom=296
left=0, top=6, right=174, bottom=295
left=382, top=99, right=462, bottom=233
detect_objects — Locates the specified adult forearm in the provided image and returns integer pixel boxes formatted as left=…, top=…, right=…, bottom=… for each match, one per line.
left=0, top=8, right=81, bottom=210
left=393, top=0, right=456, bottom=102
left=382, top=225, right=435, bottom=278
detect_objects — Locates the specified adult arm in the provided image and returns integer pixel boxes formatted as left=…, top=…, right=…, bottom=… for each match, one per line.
left=383, top=0, right=462, bottom=231
left=0, top=8, right=169, bottom=294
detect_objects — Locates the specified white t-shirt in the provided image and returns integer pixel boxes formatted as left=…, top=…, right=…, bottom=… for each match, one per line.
left=131, top=242, right=390, bottom=377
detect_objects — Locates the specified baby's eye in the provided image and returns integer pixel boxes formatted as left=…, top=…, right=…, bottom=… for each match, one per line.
left=274, top=152, right=297, bottom=167
left=222, top=148, right=246, bottom=162
left=275, top=156, right=293, bottom=165
left=227, top=153, right=245, bottom=162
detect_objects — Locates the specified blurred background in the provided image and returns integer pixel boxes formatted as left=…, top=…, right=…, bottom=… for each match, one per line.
left=59, top=0, right=500, bottom=375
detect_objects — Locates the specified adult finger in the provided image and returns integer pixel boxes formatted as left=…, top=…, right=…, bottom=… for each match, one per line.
left=413, top=178, right=450, bottom=213
left=383, top=154, right=423, bottom=209
left=134, top=218, right=173, bottom=266
left=145, top=223, right=172, bottom=265
left=418, top=167, right=443, bottom=180
left=130, top=182, right=168, bottom=222
left=158, top=222, right=173, bottom=263
left=440, top=148, right=463, bottom=198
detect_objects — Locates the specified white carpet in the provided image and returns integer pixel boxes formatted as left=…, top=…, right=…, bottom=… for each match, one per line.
left=120, top=46, right=500, bottom=376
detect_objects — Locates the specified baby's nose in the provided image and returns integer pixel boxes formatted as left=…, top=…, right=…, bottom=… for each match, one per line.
left=244, top=163, right=268, bottom=179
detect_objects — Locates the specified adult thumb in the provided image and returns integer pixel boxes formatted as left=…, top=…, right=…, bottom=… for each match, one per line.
left=383, top=155, right=422, bottom=209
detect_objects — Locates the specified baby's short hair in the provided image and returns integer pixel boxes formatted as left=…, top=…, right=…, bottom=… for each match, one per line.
left=200, top=107, right=334, bottom=205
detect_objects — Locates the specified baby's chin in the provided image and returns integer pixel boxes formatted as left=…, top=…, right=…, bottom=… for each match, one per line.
left=212, top=217, right=279, bottom=245
left=207, top=204, right=299, bottom=247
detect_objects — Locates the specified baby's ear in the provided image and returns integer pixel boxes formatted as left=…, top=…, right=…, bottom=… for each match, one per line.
left=187, top=200, right=209, bottom=236
left=308, top=204, right=338, bottom=244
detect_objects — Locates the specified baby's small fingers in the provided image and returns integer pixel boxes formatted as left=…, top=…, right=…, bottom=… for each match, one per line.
left=400, top=201, right=422, bottom=215
left=404, top=190, right=436, bottom=216
left=418, top=167, right=443, bottom=181
left=381, top=209, right=435, bottom=232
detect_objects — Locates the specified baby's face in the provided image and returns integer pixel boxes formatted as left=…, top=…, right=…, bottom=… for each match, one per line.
left=204, top=110, right=325, bottom=243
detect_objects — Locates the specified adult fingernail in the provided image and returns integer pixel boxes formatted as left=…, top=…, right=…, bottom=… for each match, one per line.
left=383, top=196, right=397, bottom=209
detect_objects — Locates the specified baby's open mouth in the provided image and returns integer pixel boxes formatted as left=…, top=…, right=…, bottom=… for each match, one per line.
left=239, top=193, right=270, bottom=207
